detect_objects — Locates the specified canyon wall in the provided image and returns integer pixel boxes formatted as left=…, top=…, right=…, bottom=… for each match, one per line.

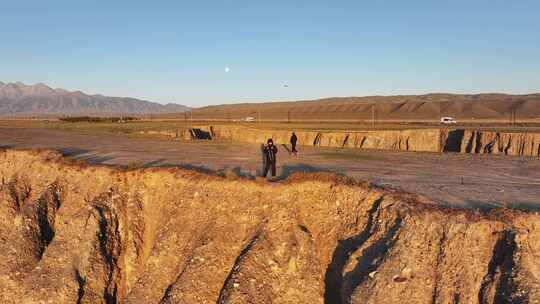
left=442, top=129, right=540, bottom=157
left=208, top=125, right=441, bottom=152
left=1, top=149, right=540, bottom=303
left=140, top=125, right=540, bottom=157
left=140, top=126, right=441, bottom=152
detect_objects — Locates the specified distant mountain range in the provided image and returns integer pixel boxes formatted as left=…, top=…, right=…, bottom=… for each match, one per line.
left=0, top=82, right=189, bottom=117
left=3, top=81, right=539, bottom=121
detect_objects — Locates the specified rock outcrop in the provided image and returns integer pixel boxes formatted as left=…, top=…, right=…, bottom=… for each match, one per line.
left=1, top=149, right=540, bottom=303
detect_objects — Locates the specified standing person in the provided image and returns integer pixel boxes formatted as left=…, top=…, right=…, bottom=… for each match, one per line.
left=263, top=138, right=278, bottom=178
left=290, top=132, right=298, bottom=156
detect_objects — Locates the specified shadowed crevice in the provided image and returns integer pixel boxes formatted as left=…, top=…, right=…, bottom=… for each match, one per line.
left=443, top=129, right=465, bottom=152
left=478, top=230, right=526, bottom=304
left=431, top=223, right=449, bottom=303
left=323, top=196, right=384, bottom=304
left=341, top=216, right=402, bottom=303
left=217, top=228, right=263, bottom=304
left=75, top=269, right=86, bottom=304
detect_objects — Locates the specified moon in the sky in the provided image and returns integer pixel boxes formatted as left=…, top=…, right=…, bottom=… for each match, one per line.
left=224, top=67, right=230, bottom=72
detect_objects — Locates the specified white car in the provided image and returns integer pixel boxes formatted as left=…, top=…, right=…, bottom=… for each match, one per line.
left=244, top=117, right=256, bottom=122
left=440, top=117, right=457, bottom=124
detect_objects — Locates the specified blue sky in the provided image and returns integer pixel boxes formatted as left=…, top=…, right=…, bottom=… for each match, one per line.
left=1, top=1, right=539, bottom=106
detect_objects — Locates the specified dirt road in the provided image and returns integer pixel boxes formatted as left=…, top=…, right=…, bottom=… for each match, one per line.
left=1, top=127, right=539, bottom=209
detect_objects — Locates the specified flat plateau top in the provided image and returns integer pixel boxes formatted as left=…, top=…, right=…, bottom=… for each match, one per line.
left=2, top=119, right=540, bottom=133
left=1, top=125, right=539, bottom=210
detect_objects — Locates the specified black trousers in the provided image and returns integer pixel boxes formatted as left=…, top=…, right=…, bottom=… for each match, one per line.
left=291, top=142, right=297, bottom=153
left=263, top=161, right=276, bottom=177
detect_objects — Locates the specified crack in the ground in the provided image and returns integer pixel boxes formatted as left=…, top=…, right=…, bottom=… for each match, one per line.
left=159, top=223, right=214, bottom=304
left=74, top=268, right=86, bottom=304
left=431, top=222, right=449, bottom=304
left=478, top=230, right=525, bottom=304
left=323, top=195, right=384, bottom=304
left=217, top=226, right=264, bottom=304
left=341, top=216, right=402, bottom=303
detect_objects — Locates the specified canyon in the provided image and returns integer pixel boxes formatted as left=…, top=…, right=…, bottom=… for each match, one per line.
left=1, top=149, right=539, bottom=303
left=140, top=125, right=540, bottom=157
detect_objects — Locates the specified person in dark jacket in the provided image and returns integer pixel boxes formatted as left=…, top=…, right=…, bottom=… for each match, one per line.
left=290, top=132, right=298, bottom=156
left=263, top=138, right=278, bottom=178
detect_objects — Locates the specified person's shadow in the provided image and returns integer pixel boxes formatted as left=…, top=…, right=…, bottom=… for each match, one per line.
left=276, top=163, right=340, bottom=181
left=282, top=144, right=292, bottom=154
left=259, top=144, right=266, bottom=177
left=0, top=145, right=14, bottom=150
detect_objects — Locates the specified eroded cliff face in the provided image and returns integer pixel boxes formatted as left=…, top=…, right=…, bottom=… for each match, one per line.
left=141, top=125, right=540, bottom=157
left=140, top=126, right=441, bottom=152
left=442, top=129, right=540, bottom=157
left=1, top=150, right=539, bottom=304
left=209, top=126, right=441, bottom=152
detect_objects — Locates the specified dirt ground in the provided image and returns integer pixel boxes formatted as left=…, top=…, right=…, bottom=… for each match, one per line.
left=1, top=127, right=539, bottom=209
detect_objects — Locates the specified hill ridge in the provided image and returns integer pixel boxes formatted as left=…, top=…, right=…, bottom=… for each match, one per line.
left=191, top=93, right=540, bottom=120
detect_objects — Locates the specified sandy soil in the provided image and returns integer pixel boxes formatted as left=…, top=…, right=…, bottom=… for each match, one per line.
left=1, top=127, right=539, bottom=209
